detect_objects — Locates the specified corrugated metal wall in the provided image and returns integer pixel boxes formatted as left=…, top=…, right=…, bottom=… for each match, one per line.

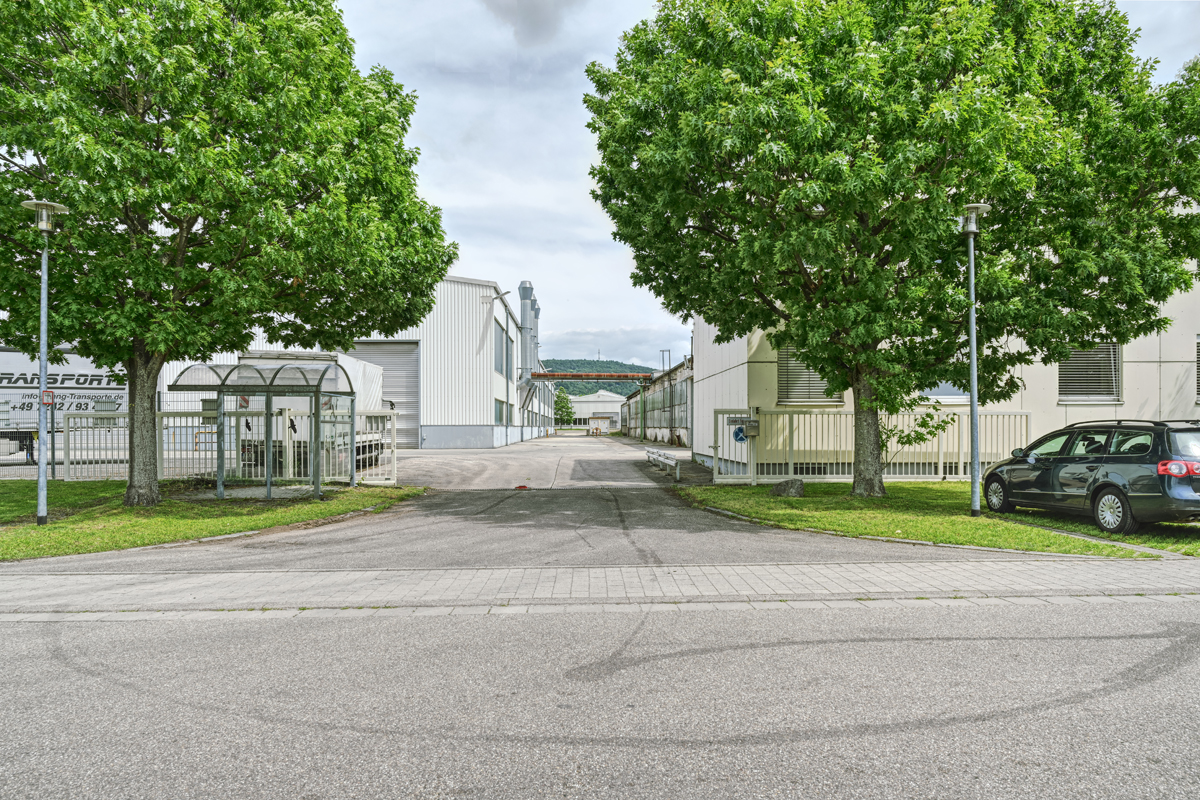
left=693, top=319, right=749, bottom=462
left=363, top=278, right=497, bottom=426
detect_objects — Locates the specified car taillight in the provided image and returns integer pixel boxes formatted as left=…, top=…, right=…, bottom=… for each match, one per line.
left=1158, top=460, right=1200, bottom=476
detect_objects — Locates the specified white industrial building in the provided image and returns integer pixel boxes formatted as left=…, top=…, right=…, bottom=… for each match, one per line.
left=567, top=390, right=626, bottom=428
left=1, top=275, right=555, bottom=451
left=343, top=276, right=555, bottom=448
left=621, top=357, right=693, bottom=447
left=693, top=284, right=1200, bottom=478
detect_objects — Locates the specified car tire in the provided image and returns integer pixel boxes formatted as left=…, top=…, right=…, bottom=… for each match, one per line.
left=1093, top=487, right=1140, bottom=536
left=985, top=476, right=1013, bottom=513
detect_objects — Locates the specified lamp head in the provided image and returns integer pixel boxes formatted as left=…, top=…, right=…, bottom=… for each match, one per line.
left=20, top=200, right=69, bottom=232
left=961, top=202, right=991, bottom=235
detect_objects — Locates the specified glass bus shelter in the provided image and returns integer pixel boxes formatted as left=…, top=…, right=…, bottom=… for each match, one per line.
left=168, top=362, right=357, bottom=499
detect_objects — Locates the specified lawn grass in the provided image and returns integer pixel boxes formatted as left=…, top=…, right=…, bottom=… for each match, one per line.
left=0, top=480, right=129, bottom=525
left=678, top=482, right=1145, bottom=558
left=0, top=481, right=425, bottom=561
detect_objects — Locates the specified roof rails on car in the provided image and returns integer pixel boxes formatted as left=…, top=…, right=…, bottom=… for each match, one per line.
left=1062, top=419, right=1165, bottom=428
left=1161, top=420, right=1200, bottom=427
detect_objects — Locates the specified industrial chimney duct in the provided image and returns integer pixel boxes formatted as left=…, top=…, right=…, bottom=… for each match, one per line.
left=518, top=281, right=535, bottom=382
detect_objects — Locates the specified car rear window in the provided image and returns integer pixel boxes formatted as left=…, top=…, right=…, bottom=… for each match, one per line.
left=1170, top=430, right=1200, bottom=457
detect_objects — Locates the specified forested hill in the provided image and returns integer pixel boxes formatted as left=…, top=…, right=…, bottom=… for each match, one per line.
left=541, top=359, right=654, bottom=397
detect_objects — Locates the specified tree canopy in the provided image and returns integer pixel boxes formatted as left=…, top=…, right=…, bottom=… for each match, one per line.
left=0, top=0, right=457, bottom=504
left=585, top=0, right=1200, bottom=495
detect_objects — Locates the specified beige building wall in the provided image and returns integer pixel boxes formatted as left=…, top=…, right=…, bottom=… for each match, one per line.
left=693, top=280, right=1200, bottom=460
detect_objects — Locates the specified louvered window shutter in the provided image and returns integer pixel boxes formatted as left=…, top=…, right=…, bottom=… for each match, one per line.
left=777, top=347, right=842, bottom=403
left=1058, top=344, right=1121, bottom=401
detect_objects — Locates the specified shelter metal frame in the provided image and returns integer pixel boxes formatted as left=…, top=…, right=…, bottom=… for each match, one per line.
left=167, top=362, right=357, bottom=499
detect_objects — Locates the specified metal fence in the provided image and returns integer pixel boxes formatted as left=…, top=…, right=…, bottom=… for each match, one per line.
left=53, top=411, right=404, bottom=484
left=0, top=394, right=97, bottom=480
left=62, top=413, right=130, bottom=480
left=711, top=409, right=1031, bottom=484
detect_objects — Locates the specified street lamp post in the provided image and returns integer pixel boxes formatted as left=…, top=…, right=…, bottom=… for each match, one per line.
left=962, top=203, right=991, bottom=518
left=19, top=200, right=69, bottom=526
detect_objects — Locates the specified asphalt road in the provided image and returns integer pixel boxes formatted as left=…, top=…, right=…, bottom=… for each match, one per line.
left=4, top=432, right=1197, bottom=797
left=4, top=603, right=1200, bottom=799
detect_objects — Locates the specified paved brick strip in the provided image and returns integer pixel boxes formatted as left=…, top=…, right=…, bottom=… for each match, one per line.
left=3, top=559, right=1200, bottom=612
left=1, top=593, right=1197, bottom=621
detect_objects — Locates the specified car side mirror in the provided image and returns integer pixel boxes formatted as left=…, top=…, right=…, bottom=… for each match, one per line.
left=1011, top=448, right=1024, bottom=458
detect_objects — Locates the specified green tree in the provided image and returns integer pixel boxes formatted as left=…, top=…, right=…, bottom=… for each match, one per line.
left=0, top=0, right=457, bottom=505
left=586, top=0, right=1200, bottom=496
left=554, top=386, right=575, bottom=425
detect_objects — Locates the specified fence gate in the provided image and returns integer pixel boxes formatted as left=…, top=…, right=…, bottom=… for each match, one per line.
left=355, top=412, right=400, bottom=485
left=712, top=409, right=1030, bottom=485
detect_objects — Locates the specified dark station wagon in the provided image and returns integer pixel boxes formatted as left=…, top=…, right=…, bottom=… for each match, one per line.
left=983, top=420, right=1200, bottom=535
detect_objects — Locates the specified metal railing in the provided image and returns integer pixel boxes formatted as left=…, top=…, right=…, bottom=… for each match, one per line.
left=63, top=413, right=130, bottom=481
left=60, top=411, right=404, bottom=484
left=712, top=409, right=1030, bottom=485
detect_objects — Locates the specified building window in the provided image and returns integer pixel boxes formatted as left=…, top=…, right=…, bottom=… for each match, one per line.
left=495, top=399, right=505, bottom=425
left=1195, top=339, right=1199, bottom=402
left=1059, top=344, right=1121, bottom=402
left=494, top=321, right=505, bottom=375
left=777, top=346, right=842, bottom=404
left=922, top=381, right=969, bottom=404
left=505, top=335, right=513, bottom=380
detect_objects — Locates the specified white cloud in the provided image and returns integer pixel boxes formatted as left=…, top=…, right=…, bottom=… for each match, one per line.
left=539, top=325, right=692, bottom=368
left=1117, top=1, right=1200, bottom=83
left=338, top=0, right=1193, bottom=368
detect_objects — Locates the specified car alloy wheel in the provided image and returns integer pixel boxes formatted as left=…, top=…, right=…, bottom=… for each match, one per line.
left=1093, top=487, right=1138, bottom=535
left=985, top=477, right=1012, bottom=513
left=1097, top=493, right=1124, bottom=529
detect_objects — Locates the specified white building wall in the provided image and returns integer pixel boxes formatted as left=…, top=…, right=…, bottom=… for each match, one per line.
left=982, top=283, right=1200, bottom=439
left=693, top=319, right=750, bottom=462
left=692, top=279, right=1200, bottom=454
left=569, top=391, right=625, bottom=421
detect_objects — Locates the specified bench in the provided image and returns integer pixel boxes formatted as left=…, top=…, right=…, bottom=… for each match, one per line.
left=645, top=448, right=680, bottom=481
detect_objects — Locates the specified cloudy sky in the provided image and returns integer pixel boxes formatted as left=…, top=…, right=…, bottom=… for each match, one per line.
left=337, top=0, right=1200, bottom=368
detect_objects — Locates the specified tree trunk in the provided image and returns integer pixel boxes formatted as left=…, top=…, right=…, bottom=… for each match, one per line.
left=851, top=374, right=886, bottom=498
left=124, top=344, right=166, bottom=506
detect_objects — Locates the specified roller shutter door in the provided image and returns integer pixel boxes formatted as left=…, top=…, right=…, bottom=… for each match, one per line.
left=349, top=342, right=420, bottom=448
